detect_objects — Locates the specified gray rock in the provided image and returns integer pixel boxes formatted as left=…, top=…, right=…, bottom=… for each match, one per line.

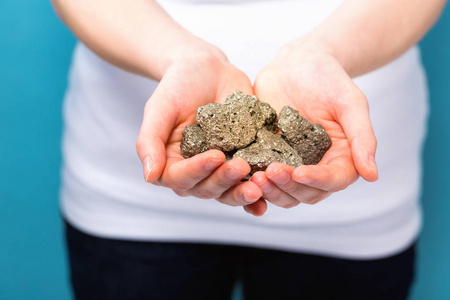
left=225, top=90, right=278, bottom=132
left=180, top=124, right=208, bottom=159
left=196, top=91, right=277, bottom=152
left=233, top=129, right=303, bottom=176
left=196, top=102, right=257, bottom=152
left=278, top=106, right=332, bottom=165
left=180, top=91, right=332, bottom=180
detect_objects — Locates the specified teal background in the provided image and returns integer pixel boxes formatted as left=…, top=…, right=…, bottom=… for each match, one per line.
left=0, top=1, right=448, bottom=299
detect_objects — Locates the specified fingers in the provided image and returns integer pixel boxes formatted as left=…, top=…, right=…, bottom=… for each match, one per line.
left=251, top=171, right=300, bottom=208
left=244, top=198, right=268, bottom=216
left=216, top=180, right=262, bottom=207
left=160, top=149, right=226, bottom=193
left=250, top=164, right=335, bottom=206
left=336, top=90, right=378, bottom=182
left=250, top=145, right=359, bottom=206
left=161, top=155, right=262, bottom=208
left=265, top=164, right=330, bottom=205
left=292, top=155, right=358, bottom=192
left=192, top=158, right=251, bottom=199
left=136, top=83, right=181, bottom=183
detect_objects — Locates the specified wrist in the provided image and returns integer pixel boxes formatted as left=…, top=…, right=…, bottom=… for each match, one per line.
left=157, top=37, right=228, bottom=80
left=284, top=36, right=358, bottom=77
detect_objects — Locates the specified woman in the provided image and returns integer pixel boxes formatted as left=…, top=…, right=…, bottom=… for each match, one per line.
left=52, top=0, right=446, bottom=299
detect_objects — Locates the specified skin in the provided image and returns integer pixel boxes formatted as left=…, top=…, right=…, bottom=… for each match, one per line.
left=245, top=0, right=447, bottom=215
left=249, top=52, right=375, bottom=214
left=52, top=0, right=447, bottom=216
left=136, top=56, right=264, bottom=207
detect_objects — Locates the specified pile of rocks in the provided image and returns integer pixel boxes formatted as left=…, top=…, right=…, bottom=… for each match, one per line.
left=180, top=90, right=331, bottom=178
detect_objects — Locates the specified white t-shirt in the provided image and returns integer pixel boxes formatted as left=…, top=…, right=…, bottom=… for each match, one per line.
left=60, top=0, right=429, bottom=259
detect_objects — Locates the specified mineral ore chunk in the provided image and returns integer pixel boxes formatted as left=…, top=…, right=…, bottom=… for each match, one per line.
left=196, top=91, right=277, bottom=152
left=180, top=124, right=208, bottom=159
left=278, top=106, right=332, bottom=165
left=196, top=102, right=256, bottom=152
left=180, top=91, right=332, bottom=180
left=225, top=90, right=278, bottom=132
left=233, top=129, right=303, bottom=175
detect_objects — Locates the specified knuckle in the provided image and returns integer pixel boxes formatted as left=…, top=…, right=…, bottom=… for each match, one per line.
left=266, top=190, right=284, bottom=203
left=304, top=192, right=330, bottom=205
left=192, top=186, right=216, bottom=199
left=216, top=178, right=234, bottom=190
left=285, top=184, right=304, bottom=196
left=170, top=182, right=191, bottom=193
left=185, top=167, right=208, bottom=183
left=188, top=172, right=207, bottom=183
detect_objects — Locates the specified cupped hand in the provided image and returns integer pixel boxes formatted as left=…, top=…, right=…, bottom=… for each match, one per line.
left=136, top=51, right=263, bottom=207
left=247, top=46, right=378, bottom=215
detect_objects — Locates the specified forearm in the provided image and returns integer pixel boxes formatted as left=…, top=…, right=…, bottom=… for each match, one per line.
left=51, top=0, right=226, bottom=80
left=293, top=0, right=447, bottom=77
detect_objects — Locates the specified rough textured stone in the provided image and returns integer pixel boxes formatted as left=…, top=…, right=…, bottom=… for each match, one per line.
left=180, top=124, right=208, bottom=159
left=196, top=102, right=257, bottom=152
left=180, top=91, right=332, bottom=180
left=225, top=90, right=278, bottom=132
left=196, top=91, right=277, bottom=152
left=278, top=106, right=332, bottom=165
left=233, top=129, right=303, bottom=176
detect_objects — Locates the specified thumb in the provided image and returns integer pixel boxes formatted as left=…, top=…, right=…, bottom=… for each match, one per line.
left=337, top=90, right=378, bottom=182
left=136, top=84, right=178, bottom=183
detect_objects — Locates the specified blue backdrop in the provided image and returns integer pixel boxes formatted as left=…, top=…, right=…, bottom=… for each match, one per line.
left=0, top=1, right=448, bottom=299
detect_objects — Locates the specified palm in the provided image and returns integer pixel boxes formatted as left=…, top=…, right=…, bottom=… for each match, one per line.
left=246, top=52, right=377, bottom=209
left=160, top=59, right=254, bottom=164
left=137, top=56, right=263, bottom=208
left=255, top=55, right=355, bottom=170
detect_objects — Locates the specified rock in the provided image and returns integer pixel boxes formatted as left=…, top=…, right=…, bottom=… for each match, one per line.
left=180, top=91, right=332, bottom=180
left=196, top=91, right=278, bottom=152
left=233, top=129, right=303, bottom=176
left=225, top=90, right=278, bottom=132
left=278, top=106, right=332, bottom=165
left=180, top=124, right=208, bottom=159
left=196, top=102, right=256, bottom=152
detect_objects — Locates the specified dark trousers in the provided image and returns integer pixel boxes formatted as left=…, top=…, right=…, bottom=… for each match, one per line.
left=64, top=220, right=415, bottom=300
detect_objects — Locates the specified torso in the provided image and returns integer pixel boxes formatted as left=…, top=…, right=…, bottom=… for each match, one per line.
left=60, top=0, right=428, bottom=259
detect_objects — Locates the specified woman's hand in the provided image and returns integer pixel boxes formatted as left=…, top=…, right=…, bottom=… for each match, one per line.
left=136, top=51, right=263, bottom=207
left=247, top=45, right=378, bottom=215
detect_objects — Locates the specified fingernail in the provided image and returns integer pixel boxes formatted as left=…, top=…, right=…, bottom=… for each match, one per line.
left=244, top=206, right=253, bottom=215
left=368, top=156, right=378, bottom=174
left=143, top=156, right=154, bottom=182
left=242, top=194, right=257, bottom=204
left=205, top=159, right=222, bottom=171
left=269, top=170, right=290, bottom=185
